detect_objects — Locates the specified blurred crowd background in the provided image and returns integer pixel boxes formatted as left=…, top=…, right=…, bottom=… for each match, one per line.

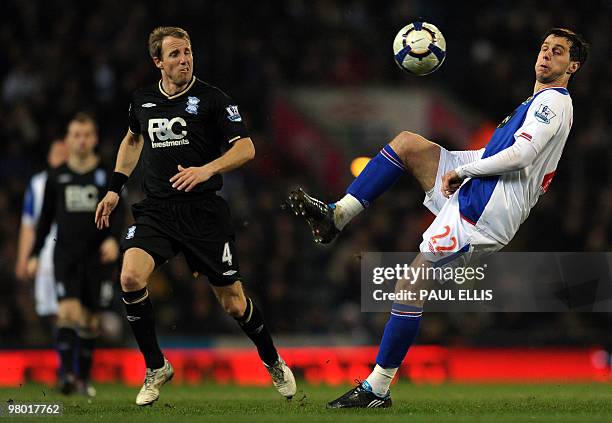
left=0, top=0, right=610, bottom=348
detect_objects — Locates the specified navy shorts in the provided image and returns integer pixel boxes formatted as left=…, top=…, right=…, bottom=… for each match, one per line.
left=121, top=195, right=241, bottom=287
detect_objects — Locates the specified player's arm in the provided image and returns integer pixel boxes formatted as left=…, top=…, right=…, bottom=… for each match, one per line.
left=15, top=185, right=36, bottom=281
left=170, top=137, right=255, bottom=192
left=27, top=176, right=56, bottom=278
left=99, top=189, right=126, bottom=263
left=95, top=130, right=143, bottom=229
left=442, top=91, right=565, bottom=197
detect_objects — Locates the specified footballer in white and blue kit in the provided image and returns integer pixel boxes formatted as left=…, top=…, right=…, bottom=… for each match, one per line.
left=286, top=28, right=589, bottom=408
left=420, top=85, right=574, bottom=264
left=21, top=171, right=59, bottom=317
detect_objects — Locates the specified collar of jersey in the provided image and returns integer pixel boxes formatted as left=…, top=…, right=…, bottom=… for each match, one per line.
left=158, top=76, right=196, bottom=99
left=535, top=86, right=569, bottom=96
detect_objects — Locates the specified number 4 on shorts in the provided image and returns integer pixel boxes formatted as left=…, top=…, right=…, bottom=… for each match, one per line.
left=222, top=242, right=233, bottom=266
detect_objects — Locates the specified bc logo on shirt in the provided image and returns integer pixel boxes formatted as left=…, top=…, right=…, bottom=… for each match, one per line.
left=534, top=104, right=556, bottom=124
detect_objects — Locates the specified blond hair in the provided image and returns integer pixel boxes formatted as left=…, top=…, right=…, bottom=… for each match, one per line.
left=148, top=26, right=191, bottom=59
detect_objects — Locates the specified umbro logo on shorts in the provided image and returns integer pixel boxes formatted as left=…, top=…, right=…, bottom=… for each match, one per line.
left=126, top=315, right=141, bottom=322
left=223, top=270, right=237, bottom=276
left=142, top=103, right=156, bottom=108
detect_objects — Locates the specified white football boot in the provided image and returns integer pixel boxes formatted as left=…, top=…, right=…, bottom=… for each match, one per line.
left=265, top=356, right=297, bottom=399
left=136, top=358, right=174, bottom=406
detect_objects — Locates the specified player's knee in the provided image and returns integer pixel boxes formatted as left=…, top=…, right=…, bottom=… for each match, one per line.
left=120, top=269, right=147, bottom=292
left=220, top=296, right=246, bottom=318
left=390, top=131, right=424, bottom=165
left=57, top=301, right=82, bottom=326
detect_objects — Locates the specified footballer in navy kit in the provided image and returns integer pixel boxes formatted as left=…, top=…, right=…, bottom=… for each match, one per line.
left=95, top=26, right=295, bottom=406
left=28, top=113, right=123, bottom=397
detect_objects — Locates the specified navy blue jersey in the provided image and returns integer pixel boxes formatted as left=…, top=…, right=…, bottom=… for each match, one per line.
left=128, top=77, right=249, bottom=200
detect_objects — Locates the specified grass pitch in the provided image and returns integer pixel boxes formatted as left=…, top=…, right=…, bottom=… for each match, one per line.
left=0, top=382, right=610, bottom=422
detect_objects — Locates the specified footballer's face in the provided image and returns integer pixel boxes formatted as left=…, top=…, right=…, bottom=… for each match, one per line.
left=66, top=120, right=98, bottom=159
left=156, top=36, right=193, bottom=86
left=535, top=35, right=580, bottom=84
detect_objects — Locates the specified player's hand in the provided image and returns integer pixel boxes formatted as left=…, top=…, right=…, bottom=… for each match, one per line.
left=95, top=191, right=120, bottom=229
left=99, top=237, right=119, bottom=263
left=441, top=170, right=464, bottom=198
left=170, top=164, right=215, bottom=192
left=15, top=258, right=29, bottom=282
left=26, top=257, right=38, bottom=280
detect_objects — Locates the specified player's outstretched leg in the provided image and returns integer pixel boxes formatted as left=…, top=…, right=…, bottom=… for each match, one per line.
left=214, top=284, right=296, bottom=399
left=121, top=248, right=172, bottom=406
left=287, top=132, right=440, bottom=243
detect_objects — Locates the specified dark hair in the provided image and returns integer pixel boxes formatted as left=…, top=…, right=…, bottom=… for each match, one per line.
left=542, top=28, right=589, bottom=78
left=69, top=112, right=98, bottom=132
left=148, top=26, right=191, bottom=59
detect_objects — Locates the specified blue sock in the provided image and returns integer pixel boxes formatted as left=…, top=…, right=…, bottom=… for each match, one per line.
left=375, top=303, right=422, bottom=368
left=347, top=144, right=405, bottom=208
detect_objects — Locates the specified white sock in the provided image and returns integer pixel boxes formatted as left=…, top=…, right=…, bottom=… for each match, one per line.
left=333, top=194, right=364, bottom=230
left=365, top=364, right=398, bottom=397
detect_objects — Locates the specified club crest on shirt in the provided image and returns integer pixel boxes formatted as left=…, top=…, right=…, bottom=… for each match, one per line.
left=534, top=104, right=556, bottom=124
left=186, top=96, right=200, bottom=115
left=225, top=105, right=242, bottom=122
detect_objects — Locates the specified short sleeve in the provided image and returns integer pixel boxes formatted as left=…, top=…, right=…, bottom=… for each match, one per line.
left=128, top=95, right=141, bottom=135
left=21, top=182, right=35, bottom=226
left=211, top=90, right=249, bottom=145
left=514, top=90, right=566, bottom=154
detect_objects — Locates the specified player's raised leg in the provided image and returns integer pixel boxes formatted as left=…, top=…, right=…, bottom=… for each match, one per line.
left=287, top=131, right=441, bottom=243
left=212, top=282, right=297, bottom=399
left=328, top=254, right=433, bottom=408
left=120, top=247, right=173, bottom=406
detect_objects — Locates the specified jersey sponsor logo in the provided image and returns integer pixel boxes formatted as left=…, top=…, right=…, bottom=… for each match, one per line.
left=534, top=104, right=556, bottom=124
left=142, top=102, right=156, bottom=108
left=226, top=105, right=242, bottom=122
left=126, top=315, right=141, bottom=322
left=147, top=117, right=190, bottom=148
left=126, top=225, right=136, bottom=239
left=186, top=96, right=200, bottom=115
left=65, top=184, right=99, bottom=212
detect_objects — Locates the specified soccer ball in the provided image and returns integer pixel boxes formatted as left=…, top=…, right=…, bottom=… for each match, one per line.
left=393, top=21, right=446, bottom=76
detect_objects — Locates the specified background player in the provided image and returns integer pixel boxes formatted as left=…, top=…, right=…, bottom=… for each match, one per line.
left=28, top=113, right=123, bottom=396
left=95, top=26, right=296, bottom=406
left=15, top=139, right=67, bottom=325
left=287, top=28, right=589, bottom=408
